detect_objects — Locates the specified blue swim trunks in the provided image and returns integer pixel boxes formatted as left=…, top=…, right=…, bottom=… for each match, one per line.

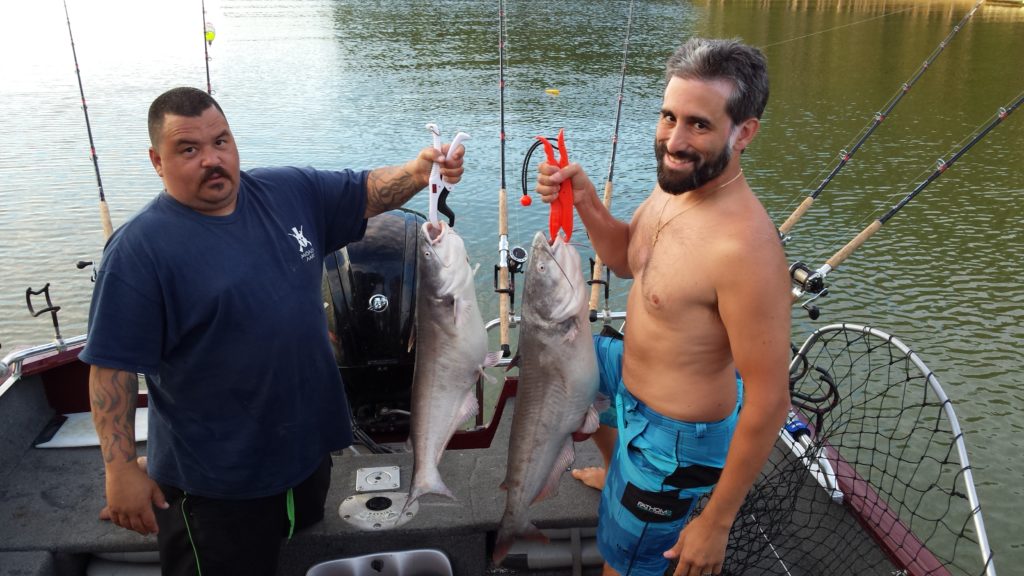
left=592, top=334, right=742, bottom=576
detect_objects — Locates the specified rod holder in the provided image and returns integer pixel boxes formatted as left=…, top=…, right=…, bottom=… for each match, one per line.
left=26, top=283, right=64, bottom=343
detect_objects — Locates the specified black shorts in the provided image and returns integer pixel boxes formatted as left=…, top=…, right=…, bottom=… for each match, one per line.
left=155, top=455, right=332, bottom=576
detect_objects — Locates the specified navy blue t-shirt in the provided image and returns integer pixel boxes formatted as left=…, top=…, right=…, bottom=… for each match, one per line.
left=80, top=166, right=368, bottom=499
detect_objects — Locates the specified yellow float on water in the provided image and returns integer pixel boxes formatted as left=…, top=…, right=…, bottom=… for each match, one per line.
left=545, top=88, right=560, bottom=96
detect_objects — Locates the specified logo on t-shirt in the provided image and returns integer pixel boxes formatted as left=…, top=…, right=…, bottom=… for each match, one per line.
left=288, top=226, right=316, bottom=262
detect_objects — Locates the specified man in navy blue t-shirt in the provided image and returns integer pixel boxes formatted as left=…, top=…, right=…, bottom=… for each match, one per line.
left=79, top=86, right=465, bottom=575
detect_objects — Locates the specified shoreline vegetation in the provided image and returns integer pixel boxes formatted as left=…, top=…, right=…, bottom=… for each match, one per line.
left=700, top=0, right=1024, bottom=22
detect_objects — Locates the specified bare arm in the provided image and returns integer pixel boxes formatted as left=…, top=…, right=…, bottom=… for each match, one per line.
left=665, top=227, right=792, bottom=576
left=364, top=143, right=465, bottom=218
left=90, top=366, right=166, bottom=535
left=536, top=162, right=633, bottom=277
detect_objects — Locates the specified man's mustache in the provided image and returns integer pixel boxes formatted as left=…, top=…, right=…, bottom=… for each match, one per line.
left=202, top=167, right=229, bottom=182
left=658, top=144, right=701, bottom=165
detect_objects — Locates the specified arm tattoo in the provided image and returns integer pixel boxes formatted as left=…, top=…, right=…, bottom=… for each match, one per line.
left=365, top=164, right=424, bottom=217
left=90, top=369, right=139, bottom=466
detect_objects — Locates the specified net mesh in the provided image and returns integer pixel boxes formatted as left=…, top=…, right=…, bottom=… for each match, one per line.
left=712, top=324, right=995, bottom=576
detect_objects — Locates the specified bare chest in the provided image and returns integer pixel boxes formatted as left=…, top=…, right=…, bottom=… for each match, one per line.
left=629, top=218, right=717, bottom=317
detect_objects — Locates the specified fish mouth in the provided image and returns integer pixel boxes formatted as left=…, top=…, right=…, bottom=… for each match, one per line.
left=424, top=221, right=447, bottom=245
left=421, top=221, right=456, bottom=269
left=531, top=232, right=577, bottom=291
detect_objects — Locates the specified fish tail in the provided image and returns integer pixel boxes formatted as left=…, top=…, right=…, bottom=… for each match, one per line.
left=492, top=526, right=515, bottom=566
left=492, top=517, right=547, bottom=566
left=407, top=467, right=456, bottom=510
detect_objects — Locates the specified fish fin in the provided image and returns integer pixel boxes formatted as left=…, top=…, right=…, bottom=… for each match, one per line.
left=472, top=262, right=481, bottom=276
left=483, top=350, right=503, bottom=368
left=505, top=352, right=521, bottom=371
left=493, top=519, right=547, bottom=566
left=452, top=297, right=461, bottom=326
left=572, top=405, right=601, bottom=441
left=581, top=403, right=602, bottom=434
left=455, top=392, right=479, bottom=428
left=593, top=392, right=611, bottom=413
left=562, top=322, right=579, bottom=344
left=406, top=469, right=456, bottom=512
left=478, top=366, right=497, bottom=385
left=532, top=438, right=575, bottom=504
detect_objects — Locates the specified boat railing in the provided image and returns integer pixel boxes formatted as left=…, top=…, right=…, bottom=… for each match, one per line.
left=483, top=310, right=627, bottom=366
left=0, top=334, right=87, bottom=399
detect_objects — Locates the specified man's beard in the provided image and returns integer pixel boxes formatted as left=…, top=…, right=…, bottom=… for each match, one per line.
left=655, top=140, right=732, bottom=195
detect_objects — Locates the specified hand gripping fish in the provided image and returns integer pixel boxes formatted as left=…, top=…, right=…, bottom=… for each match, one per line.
left=425, top=123, right=470, bottom=227
left=493, top=231, right=600, bottom=565
left=407, top=221, right=501, bottom=509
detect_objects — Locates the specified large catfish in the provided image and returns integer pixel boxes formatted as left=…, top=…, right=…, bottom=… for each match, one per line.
left=407, top=221, right=499, bottom=507
left=493, top=231, right=600, bottom=564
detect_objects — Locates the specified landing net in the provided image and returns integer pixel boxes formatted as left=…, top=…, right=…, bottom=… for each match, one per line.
left=714, top=323, right=996, bottom=576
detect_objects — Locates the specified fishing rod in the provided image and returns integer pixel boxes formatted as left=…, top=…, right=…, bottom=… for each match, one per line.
left=202, top=0, right=215, bottom=94
left=791, top=90, right=1023, bottom=318
left=494, top=0, right=514, bottom=358
left=588, top=0, right=636, bottom=323
left=62, top=0, right=113, bottom=240
left=778, top=0, right=986, bottom=238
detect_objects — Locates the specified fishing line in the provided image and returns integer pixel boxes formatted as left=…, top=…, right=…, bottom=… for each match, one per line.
left=776, top=0, right=987, bottom=238
left=62, top=0, right=114, bottom=241
left=758, top=7, right=912, bottom=51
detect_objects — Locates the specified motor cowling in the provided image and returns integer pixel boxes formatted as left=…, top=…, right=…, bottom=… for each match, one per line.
left=323, top=209, right=424, bottom=439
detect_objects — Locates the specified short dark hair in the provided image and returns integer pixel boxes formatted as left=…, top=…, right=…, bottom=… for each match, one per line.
left=665, top=38, right=769, bottom=125
left=147, top=87, right=225, bottom=148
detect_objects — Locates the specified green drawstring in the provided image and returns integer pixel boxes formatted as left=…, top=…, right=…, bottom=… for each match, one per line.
left=286, top=487, right=296, bottom=540
left=182, top=494, right=203, bottom=575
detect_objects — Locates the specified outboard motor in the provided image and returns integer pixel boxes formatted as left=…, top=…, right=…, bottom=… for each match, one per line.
left=323, top=209, right=423, bottom=440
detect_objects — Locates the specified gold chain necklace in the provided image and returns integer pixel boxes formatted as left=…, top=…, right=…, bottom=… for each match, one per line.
left=652, top=169, right=743, bottom=249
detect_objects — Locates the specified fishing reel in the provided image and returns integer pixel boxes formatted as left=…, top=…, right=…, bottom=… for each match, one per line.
left=77, top=260, right=97, bottom=282
left=507, top=245, right=528, bottom=274
left=789, top=261, right=829, bottom=320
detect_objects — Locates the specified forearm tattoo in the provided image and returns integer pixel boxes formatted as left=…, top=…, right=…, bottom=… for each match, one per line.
left=366, top=164, right=423, bottom=216
left=91, top=370, right=139, bottom=466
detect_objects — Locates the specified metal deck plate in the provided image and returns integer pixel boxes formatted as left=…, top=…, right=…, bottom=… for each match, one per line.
left=355, top=466, right=401, bottom=492
left=338, top=491, right=418, bottom=531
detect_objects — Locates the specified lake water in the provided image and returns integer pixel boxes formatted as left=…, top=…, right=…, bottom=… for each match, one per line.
left=1, top=0, right=1021, bottom=567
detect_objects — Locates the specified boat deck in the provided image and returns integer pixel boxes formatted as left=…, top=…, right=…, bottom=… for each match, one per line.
left=1, top=367, right=899, bottom=575
left=0, top=372, right=606, bottom=575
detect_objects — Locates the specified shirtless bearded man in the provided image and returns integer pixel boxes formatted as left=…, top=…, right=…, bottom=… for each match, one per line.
left=535, top=38, right=791, bottom=576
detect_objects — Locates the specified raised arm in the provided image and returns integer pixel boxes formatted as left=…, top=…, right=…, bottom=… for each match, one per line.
left=364, top=143, right=465, bottom=218
left=90, top=365, right=166, bottom=535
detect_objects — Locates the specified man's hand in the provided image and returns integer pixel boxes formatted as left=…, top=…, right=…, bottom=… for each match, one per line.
left=99, top=457, right=168, bottom=536
left=663, top=513, right=730, bottom=576
left=365, top=141, right=465, bottom=218
left=411, top=142, right=466, bottom=189
left=535, top=162, right=595, bottom=207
